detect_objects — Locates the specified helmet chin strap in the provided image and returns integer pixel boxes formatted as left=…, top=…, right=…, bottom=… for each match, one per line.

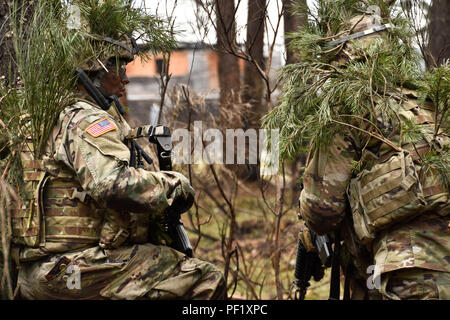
left=324, top=23, right=392, bottom=49
left=129, top=35, right=140, bottom=56
left=93, top=78, right=109, bottom=97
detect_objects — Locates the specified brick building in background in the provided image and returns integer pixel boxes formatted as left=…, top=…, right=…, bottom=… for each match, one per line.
left=125, top=42, right=245, bottom=126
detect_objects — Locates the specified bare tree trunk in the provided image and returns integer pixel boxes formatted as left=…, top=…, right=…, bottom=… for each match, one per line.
left=427, top=0, right=450, bottom=67
left=240, top=0, right=266, bottom=181
left=242, top=0, right=265, bottom=128
left=283, top=0, right=307, bottom=65
left=215, top=0, right=240, bottom=106
left=283, top=0, right=307, bottom=204
left=0, top=0, right=36, bottom=82
left=271, top=164, right=286, bottom=300
left=0, top=0, right=14, bottom=79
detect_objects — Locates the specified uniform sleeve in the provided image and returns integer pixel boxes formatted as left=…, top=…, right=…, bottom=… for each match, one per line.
left=299, top=135, right=358, bottom=235
left=59, top=110, right=194, bottom=215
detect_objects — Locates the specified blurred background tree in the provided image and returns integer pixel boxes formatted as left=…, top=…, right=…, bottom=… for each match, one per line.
left=427, top=0, right=450, bottom=67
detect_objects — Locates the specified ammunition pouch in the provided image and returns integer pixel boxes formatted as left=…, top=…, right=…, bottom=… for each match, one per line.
left=12, top=146, right=133, bottom=259
left=347, top=96, right=450, bottom=245
left=11, top=144, right=47, bottom=248
left=347, top=150, right=427, bottom=244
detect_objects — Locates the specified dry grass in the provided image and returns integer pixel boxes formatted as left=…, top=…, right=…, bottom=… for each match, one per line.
left=0, top=178, right=19, bottom=300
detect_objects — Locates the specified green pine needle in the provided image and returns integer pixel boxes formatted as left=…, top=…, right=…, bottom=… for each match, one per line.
left=263, top=1, right=423, bottom=160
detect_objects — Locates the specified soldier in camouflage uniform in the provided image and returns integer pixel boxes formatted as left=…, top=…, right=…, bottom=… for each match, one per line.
left=299, top=16, right=449, bottom=300
left=12, top=35, right=226, bottom=300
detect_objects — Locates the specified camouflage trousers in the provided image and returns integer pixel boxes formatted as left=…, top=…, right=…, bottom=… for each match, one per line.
left=17, top=243, right=226, bottom=300
left=380, top=268, right=450, bottom=300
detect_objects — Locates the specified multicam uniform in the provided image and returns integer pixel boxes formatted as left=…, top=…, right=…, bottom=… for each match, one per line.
left=300, top=89, right=450, bottom=300
left=12, top=95, right=226, bottom=300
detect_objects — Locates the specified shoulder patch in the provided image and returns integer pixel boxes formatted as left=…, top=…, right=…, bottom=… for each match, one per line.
left=85, top=117, right=117, bottom=137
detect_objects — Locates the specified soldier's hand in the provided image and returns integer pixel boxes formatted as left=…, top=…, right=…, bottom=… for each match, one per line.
left=298, top=221, right=326, bottom=282
left=298, top=221, right=316, bottom=253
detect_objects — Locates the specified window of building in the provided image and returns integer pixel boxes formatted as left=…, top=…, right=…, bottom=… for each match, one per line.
left=155, top=58, right=164, bottom=74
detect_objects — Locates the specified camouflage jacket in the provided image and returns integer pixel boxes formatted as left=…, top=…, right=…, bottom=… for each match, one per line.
left=299, top=89, right=450, bottom=278
left=13, top=93, right=194, bottom=262
left=53, top=95, right=194, bottom=214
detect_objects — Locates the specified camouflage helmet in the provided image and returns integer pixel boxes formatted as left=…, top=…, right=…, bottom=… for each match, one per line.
left=79, top=34, right=138, bottom=72
left=69, top=0, right=174, bottom=73
left=326, top=14, right=392, bottom=63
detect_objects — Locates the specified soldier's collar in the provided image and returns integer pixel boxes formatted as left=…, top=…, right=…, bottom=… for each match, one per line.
left=75, top=91, right=102, bottom=108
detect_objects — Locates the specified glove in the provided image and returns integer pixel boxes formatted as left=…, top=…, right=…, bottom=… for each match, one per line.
left=298, top=221, right=316, bottom=253
left=296, top=222, right=326, bottom=283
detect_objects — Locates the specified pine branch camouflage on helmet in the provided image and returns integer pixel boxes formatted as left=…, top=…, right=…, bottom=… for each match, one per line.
left=72, top=0, right=176, bottom=72
left=0, top=0, right=175, bottom=159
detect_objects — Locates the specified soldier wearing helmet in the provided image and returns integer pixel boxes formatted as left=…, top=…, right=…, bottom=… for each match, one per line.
left=279, top=3, right=449, bottom=300
left=11, top=1, right=226, bottom=300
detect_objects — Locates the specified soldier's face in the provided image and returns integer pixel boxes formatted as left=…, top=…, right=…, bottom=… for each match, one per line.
left=100, top=61, right=130, bottom=98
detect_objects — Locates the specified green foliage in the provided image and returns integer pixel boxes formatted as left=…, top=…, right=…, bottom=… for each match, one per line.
left=422, top=149, right=450, bottom=191
left=0, top=0, right=175, bottom=163
left=415, top=62, right=450, bottom=189
left=73, top=0, right=176, bottom=59
left=416, top=61, right=450, bottom=135
left=401, top=118, right=424, bottom=145
left=350, top=159, right=363, bottom=174
left=5, top=0, right=83, bottom=158
left=264, top=0, right=449, bottom=191
left=263, top=1, right=423, bottom=160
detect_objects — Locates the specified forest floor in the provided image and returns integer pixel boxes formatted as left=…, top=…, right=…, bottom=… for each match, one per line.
left=181, top=176, right=333, bottom=300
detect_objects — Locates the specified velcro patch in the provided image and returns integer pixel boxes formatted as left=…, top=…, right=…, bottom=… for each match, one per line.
left=85, top=118, right=117, bottom=137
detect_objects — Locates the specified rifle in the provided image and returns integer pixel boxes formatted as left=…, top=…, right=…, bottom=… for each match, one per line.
left=293, top=185, right=340, bottom=300
left=293, top=213, right=331, bottom=300
left=76, top=68, right=193, bottom=258
left=147, top=125, right=193, bottom=258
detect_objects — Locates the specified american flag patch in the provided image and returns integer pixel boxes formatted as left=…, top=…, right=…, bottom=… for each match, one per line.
left=85, top=118, right=117, bottom=137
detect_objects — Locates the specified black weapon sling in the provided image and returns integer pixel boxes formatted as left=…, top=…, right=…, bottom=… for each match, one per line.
left=328, top=230, right=341, bottom=300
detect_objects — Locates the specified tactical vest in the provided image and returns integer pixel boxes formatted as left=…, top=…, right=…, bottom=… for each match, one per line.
left=347, top=91, right=449, bottom=244
left=11, top=139, right=104, bottom=255
left=10, top=101, right=150, bottom=262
